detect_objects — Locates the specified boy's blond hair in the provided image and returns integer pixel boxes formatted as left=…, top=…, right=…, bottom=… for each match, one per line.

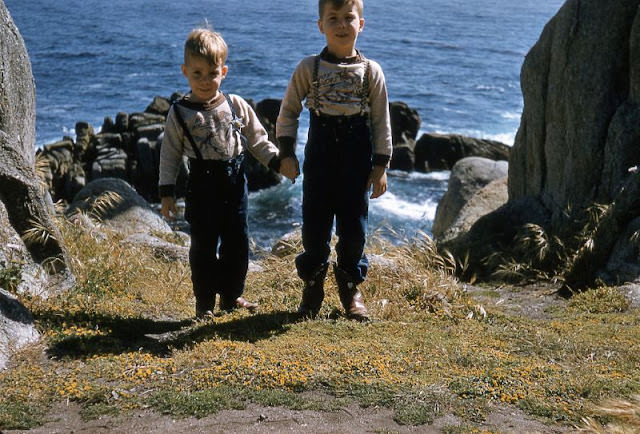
left=318, top=0, right=363, bottom=18
left=184, top=28, right=228, bottom=66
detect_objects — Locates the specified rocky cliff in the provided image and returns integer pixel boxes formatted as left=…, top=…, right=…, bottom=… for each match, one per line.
left=441, top=0, right=640, bottom=291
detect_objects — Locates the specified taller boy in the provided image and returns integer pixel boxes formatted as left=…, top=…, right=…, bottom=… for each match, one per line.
left=276, top=0, right=392, bottom=320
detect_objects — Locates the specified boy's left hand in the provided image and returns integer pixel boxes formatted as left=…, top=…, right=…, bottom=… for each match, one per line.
left=279, top=156, right=300, bottom=182
left=367, top=166, right=387, bottom=199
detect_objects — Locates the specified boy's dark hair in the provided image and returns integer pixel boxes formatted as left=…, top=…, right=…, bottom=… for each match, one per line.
left=318, top=0, right=363, bottom=18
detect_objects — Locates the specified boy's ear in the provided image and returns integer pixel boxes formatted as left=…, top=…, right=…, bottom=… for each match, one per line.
left=317, top=19, right=324, bottom=34
left=221, top=65, right=229, bottom=79
left=359, top=18, right=365, bottom=32
left=181, top=64, right=187, bottom=77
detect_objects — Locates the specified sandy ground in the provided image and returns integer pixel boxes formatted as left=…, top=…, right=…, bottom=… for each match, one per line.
left=4, top=400, right=571, bottom=434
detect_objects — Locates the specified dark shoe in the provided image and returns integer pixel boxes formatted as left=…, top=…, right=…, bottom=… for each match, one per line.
left=196, top=299, right=215, bottom=319
left=334, top=265, right=369, bottom=321
left=195, top=308, right=214, bottom=319
left=220, top=297, right=258, bottom=313
left=297, top=263, right=329, bottom=318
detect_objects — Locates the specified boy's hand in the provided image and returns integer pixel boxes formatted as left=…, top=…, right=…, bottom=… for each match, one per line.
left=279, top=156, right=300, bottom=182
left=161, top=196, right=178, bottom=220
left=367, top=166, right=388, bottom=199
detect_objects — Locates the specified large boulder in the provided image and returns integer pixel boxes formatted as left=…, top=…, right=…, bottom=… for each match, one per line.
left=0, top=0, right=75, bottom=369
left=432, top=157, right=508, bottom=241
left=436, top=176, right=508, bottom=244
left=66, top=177, right=171, bottom=236
left=415, top=133, right=510, bottom=172
left=441, top=0, right=640, bottom=289
left=510, top=0, right=640, bottom=216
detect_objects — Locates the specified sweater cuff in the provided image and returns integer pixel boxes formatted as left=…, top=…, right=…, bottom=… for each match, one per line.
left=268, top=155, right=281, bottom=172
left=159, top=184, right=175, bottom=198
left=277, top=136, right=296, bottom=158
left=373, top=153, right=391, bottom=167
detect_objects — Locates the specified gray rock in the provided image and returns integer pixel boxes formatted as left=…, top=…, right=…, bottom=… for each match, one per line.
left=509, top=0, right=640, bottom=218
left=441, top=1, right=640, bottom=288
left=0, top=289, right=39, bottom=370
left=123, top=232, right=189, bottom=262
left=432, top=157, right=508, bottom=240
left=0, top=0, right=75, bottom=369
left=390, top=101, right=421, bottom=145
left=66, top=177, right=171, bottom=235
left=415, top=133, right=510, bottom=172
left=438, top=177, right=508, bottom=244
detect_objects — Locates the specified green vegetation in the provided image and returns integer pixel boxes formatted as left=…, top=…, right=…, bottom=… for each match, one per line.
left=0, top=216, right=639, bottom=432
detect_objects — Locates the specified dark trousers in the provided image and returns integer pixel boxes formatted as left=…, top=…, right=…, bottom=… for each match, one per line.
left=295, top=113, right=373, bottom=284
left=185, top=156, right=248, bottom=310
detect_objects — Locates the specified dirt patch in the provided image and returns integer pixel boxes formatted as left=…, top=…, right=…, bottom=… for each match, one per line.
left=464, top=282, right=567, bottom=320
left=4, top=400, right=571, bottom=434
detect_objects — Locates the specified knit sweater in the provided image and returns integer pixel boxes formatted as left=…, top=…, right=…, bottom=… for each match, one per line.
left=158, top=92, right=279, bottom=196
left=276, top=48, right=392, bottom=166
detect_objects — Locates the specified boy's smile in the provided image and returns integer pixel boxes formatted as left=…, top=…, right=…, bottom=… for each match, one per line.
left=182, top=56, right=228, bottom=103
left=318, top=3, right=364, bottom=59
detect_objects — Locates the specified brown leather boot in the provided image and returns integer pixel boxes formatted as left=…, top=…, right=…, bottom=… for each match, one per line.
left=298, top=263, right=329, bottom=318
left=333, top=265, right=369, bottom=321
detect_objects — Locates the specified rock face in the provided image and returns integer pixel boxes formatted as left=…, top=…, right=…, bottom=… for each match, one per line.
left=441, top=0, right=640, bottom=290
left=510, top=0, right=640, bottom=217
left=0, top=0, right=75, bottom=369
left=0, top=0, right=75, bottom=295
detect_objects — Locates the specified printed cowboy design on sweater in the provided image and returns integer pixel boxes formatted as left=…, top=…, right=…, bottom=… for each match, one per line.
left=159, top=92, right=278, bottom=195
left=276, top=48, right=392, bottom=166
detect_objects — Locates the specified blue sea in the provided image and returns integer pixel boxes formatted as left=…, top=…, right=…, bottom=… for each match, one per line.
left=5, top=0, right=565, bottom=248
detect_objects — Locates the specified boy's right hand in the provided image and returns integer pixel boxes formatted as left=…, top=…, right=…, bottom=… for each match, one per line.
left=161, top=196, right=178, bottom=221
left=279, top=156, right=300, bottom=182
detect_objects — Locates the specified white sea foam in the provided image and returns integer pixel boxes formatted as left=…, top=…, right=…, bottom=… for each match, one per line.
left=371, top=191, right=438, bottom=221
left=501, top=111, right=521, bottom=120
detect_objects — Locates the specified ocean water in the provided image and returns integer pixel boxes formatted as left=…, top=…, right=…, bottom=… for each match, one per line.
left=5, top=0, right=565, bottom=248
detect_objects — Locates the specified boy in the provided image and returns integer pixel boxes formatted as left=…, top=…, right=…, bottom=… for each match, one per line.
left=159, top=28, right=297, bottom=318
left=276, top=0, right=392, bottom=320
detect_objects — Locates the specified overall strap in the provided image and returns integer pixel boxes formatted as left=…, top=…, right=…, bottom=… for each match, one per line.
left=224, top=93, right=238, bottom=123
left=223, top=93, right=248, bottom=147
left=171, top=100, right=204, bottom=161
left=312, top=55, right=321, bottom=115
left=360, top=59, right=371, bottom=115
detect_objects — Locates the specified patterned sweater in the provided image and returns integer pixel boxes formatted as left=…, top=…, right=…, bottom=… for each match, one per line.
left=158, top=92, right=279, bottom=196
left=276, top=48, right=392, bottom=167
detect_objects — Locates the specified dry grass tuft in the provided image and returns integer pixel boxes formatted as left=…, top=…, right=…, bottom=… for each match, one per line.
left=579, top=395, right=640, bottom=433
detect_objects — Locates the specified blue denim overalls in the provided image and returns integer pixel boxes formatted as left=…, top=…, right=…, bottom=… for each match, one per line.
left=173, top=94, right=248, bottom=312
left=296, top=56, right=373, bottom=284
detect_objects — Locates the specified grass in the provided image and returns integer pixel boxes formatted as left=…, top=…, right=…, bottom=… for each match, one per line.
left=1, top=216, right=639, bottom=432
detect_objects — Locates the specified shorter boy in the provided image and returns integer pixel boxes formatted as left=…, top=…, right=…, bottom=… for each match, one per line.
left=276, top=0, right=392, bottom=320
left=159, top=28, right=297, bottom=318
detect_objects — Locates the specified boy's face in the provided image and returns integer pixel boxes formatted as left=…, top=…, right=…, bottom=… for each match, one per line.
left=318, top=2, right=364, bottom=57
left=181, top=55, right=228, bottom=103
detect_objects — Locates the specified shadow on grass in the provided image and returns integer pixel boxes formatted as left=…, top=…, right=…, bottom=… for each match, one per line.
left=36, top=310, right=300, bottom=360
